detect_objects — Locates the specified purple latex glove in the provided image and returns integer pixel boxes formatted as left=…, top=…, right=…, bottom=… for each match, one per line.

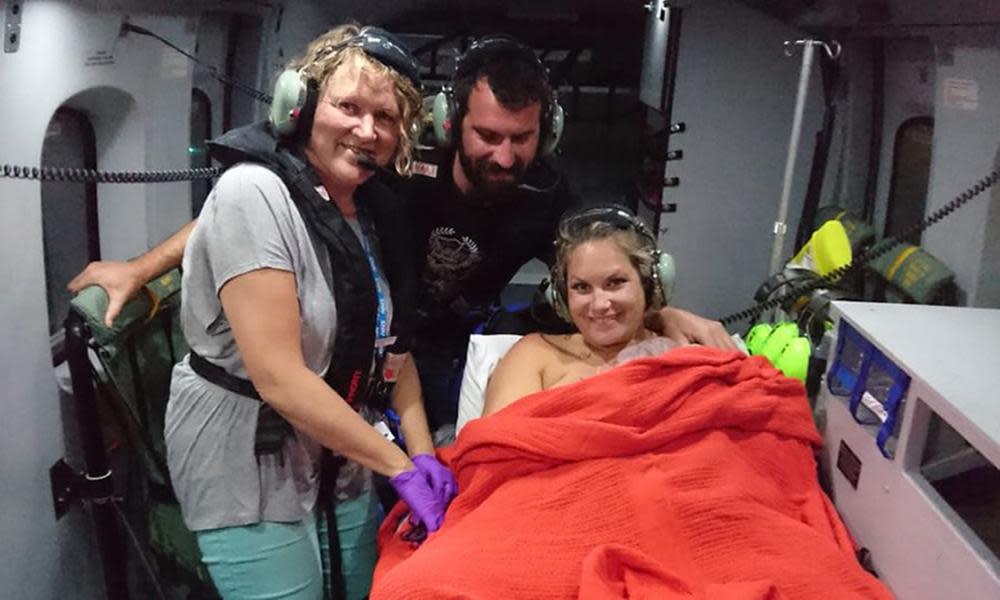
left=412, top=454, right=457, bottom=506
left=389, top=468, right=445, bottom=532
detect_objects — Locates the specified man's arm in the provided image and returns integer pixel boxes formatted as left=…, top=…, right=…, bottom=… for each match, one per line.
left=654, top=306, right=738, bottom=350
left=67, top=220, right=196, bottom=327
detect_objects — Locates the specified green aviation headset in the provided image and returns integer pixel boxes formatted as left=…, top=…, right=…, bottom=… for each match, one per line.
left=546, top=205, right=675, bottom=322
left=431, top=35, right=565, bottom=158
left=268, top=26, right=422, bottom=142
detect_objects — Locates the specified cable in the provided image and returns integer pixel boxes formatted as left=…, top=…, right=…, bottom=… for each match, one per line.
left=718, top=167, right=1000, bottom=326
left=0, top=25, right=267, bottom=185
left=123, top=23, right=273, bottom=105
left=1, top=164, right=222, bottom=183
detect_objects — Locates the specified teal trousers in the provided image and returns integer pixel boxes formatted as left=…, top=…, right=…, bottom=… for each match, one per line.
left=196, top=489, right=380, bottom=600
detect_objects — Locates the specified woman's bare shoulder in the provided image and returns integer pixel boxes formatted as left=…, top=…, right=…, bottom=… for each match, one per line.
left=514, top=331, right=556, bottom=351
left=482, top=333, right=557, bottom=416
left=493, top=333, right=563, bottom=371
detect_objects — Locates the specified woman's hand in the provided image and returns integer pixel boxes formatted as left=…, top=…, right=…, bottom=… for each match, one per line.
left=412, top=454, right=457, bottom=507
left=389, top=357, right=456, bottom=515
left=389, top=467, right=447, bottom=531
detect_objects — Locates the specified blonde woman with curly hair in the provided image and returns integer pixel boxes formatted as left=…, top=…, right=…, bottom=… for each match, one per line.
left=163, top=25, right=454, bottom=600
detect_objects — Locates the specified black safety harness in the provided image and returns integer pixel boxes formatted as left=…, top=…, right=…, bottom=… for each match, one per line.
left=190, top=121, right=413, bottom=453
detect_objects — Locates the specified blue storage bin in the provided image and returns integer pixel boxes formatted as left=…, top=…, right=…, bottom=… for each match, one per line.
left=827, top=319, right=911, bottom=458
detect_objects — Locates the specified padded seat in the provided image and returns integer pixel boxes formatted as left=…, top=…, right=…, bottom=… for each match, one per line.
left=68, top=269, right=218, bottom=598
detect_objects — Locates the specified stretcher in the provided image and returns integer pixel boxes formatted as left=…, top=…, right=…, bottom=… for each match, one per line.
left=373, top=341, right=892, bottom=599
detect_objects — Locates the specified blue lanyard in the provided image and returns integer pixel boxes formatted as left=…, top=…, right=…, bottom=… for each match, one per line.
left=358, top=230, right=389, bottom=360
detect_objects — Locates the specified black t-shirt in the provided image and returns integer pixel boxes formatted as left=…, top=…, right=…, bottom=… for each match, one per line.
left=386, top=148, right=582, bottom=344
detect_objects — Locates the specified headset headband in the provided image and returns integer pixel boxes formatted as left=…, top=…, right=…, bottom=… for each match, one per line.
left=559, top=205, right=658, bottom=247
left=547, top=204, right=673, bottom=321
left=431, top=34, right=563, bottom=156
left=270, top=26, right=421, bottom=141
left=454, top=35, right=546, bottom=81
left=318, top=27, right=422, bottom=90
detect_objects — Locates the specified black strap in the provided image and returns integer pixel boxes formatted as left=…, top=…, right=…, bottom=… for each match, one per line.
left=204, top=121, right=417, bottom=393
left=318, top=454, right=347, bottom=600
left=273, top=150, right=378, bottom=407
left=188, top=351, right=293, bottom=456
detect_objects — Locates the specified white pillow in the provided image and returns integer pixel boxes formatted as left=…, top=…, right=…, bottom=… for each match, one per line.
left=453, top=333, right=747, bottom=436
left=455, top=334, right=522, bottom=435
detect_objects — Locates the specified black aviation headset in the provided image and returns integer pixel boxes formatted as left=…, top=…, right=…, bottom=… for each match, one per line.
left=545, top=205, right=676, bottom=322
left=431, top=35, right=565, bottom=158
left=268, top=26, right=422, bottom=142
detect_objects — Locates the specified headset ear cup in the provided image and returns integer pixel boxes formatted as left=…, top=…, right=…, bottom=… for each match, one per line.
left=542, top=277, right=571, bottom=322
left=539, top=102, right=564, bottom=157
left=655, top=251, right=675, bottom=306
left=432, top=90, right=456, bottom=148
left=269, top=70, right=309, bottom=138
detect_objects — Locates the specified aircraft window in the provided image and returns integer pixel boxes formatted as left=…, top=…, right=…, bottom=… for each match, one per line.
left=190, top=88, right=212, bottom=216
left=41, top=108, right=99, bottom=355
left=885, top=117, right=933, bottom=242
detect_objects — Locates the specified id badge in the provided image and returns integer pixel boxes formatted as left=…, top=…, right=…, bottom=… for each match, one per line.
left=373, top=420, right=395, bottom=442
left=382, top=352, right=407, bottom=383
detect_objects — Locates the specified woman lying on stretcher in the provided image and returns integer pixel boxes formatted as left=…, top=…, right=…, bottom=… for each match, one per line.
left=483, top=204, right=678, bottom=416
left=373, top=208, right=895, bottom=599
left=372, top=206, right=892, bottom=598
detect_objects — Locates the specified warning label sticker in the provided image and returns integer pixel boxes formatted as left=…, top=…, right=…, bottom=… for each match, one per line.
left=943, top=78, right=979, bottom=111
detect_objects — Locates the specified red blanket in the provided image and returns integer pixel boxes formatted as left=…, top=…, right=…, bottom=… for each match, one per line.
left=373, top=347, right=893, bottom=599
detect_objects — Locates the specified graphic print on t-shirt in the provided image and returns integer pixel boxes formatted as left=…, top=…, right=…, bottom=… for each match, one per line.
left=422, top=226, right=482, bottom=305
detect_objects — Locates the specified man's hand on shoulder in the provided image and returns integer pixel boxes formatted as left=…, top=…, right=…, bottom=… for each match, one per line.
left=655, top=306, right=739, bottom=350
left=67, top=261, right=148, bottom=327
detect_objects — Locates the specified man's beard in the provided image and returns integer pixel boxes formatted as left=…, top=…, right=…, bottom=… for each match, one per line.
left=457, top=145, right=528, bottom=199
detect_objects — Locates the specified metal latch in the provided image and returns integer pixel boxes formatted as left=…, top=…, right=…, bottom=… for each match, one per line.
left=50, top=458, right=116, bottom=520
